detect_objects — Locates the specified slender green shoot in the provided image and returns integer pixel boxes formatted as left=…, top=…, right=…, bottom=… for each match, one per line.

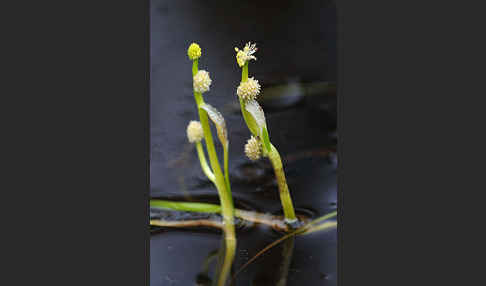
left=196, top=141, right=215, bottom=182
left=189, top=45, right=236, bottom=286
left=235, top=43, right=297, bottom=223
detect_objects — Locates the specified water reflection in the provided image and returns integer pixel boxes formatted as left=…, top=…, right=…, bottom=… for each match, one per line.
left=150, top=0, right=337, bottom=283
left=192, top=236, right=297, bottom=286
left=195, top=249, right=218, bottom=286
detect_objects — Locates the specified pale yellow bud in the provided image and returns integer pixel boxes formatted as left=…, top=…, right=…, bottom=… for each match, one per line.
left=186, top=121, right=204, bottom=143
left=237, top=77, right=261, bottom=101
left=244, top=136, right=261, bottom=161
left=193, top=70, right=212, bottom=93
left=187, top=43, right=201, bottom=60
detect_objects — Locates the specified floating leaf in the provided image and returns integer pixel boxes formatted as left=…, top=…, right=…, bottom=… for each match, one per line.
left=199, top=103, right=228, bottom=148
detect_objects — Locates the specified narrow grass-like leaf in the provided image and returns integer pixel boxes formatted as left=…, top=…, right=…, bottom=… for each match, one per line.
left=301, top=221, right=337, bottom=235
left=150, top=199, right=222, bottom=213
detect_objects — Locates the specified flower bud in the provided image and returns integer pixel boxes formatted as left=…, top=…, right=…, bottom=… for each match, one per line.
left=244, top=136, right=261, bottom=161
left=187, top=43, right=201, bottom=60
left=193, top=70, right=212, bottom=93
left=237, top=77, right=261, bottom=101
left=187, top=120, right=204, bottom=143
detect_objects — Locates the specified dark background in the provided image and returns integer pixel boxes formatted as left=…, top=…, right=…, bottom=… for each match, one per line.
left=150, top=1, right=338, bottom=285
left=151, top=0, right=337, bottom=196
left=5, top=0, right=483, bottom=285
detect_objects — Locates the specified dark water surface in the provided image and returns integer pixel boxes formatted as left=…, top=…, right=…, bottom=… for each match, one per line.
left=151, top=1, right=337, bottom=285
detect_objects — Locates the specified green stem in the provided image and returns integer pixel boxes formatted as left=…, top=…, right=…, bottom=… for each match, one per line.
left=238, top=61, right=297, bottom=223
left=242, top=62, right=248, bottom=82
left=267, top=143, right=297, bottom=222
left=192, top=59, right=235, bottom=286
left=196, top=141, right=215, bottom=182
left=193, top=59, right=199, bottom=77
left=223, top=144, right=231, bottom=196
left=238, top=62, right=259, bottom=137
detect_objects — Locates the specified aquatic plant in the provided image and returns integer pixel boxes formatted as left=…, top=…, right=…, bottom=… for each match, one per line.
left=234, top=42, right=297, bottom=224
left=150, top=41, right=337, bottom=286
left=186, top=43, right=235, bottom=286
left=151, top=199, right=294, bottom=232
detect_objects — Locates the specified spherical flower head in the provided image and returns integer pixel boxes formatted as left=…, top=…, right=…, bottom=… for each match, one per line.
left=244, top=136, right=261, bottom=161
left=187, top=43, right=201, bottom=60
left=237, top=77, right=261, bottom=101
left=186, top=120, right=204, bottom=143
left=193, top=70, right=212, bottom=93
left=234, top=42, right=257, bottom=67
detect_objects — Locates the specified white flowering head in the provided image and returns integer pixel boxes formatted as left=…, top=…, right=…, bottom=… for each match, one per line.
left=193, top=70, right=212, bottom=93
left=187, top=43, right=201, bottom=60
left=237, top=77, right=261, bottom=101
left=234, top=42, right=258, bottom=67
left=244, top=136, right=261, bottom=161
left=186, top=120, right=204, bottom=143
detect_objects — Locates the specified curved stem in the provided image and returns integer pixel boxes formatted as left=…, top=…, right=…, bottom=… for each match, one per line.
left=302, top=221, right=337, bottom=235
left=267, top=143, right=297, bottom=222
left=196, top=141, right=215, bottom=182
left=238, top=63, right=258, bottom=137
left=223, top=144, right=231, bottom=196
left=238, top=62, right=297, bottom=223
left=192, top=59, right=236, bottom=286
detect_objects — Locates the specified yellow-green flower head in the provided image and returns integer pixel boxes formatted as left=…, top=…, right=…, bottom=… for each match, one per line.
left=186, top=120, right=204, bottom=143
left=234, top=42, right=258, bottom=67
left=237, top=77, right=261, bottom=101
left=193, top=70, right=212, bottom=93
left=187, top=43, right=201, bottom=60
left=244, top=136, right=261, bottom=161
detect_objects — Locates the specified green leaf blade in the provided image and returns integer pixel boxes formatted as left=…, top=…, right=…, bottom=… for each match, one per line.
left=199, top=103, right=228, bottom=148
